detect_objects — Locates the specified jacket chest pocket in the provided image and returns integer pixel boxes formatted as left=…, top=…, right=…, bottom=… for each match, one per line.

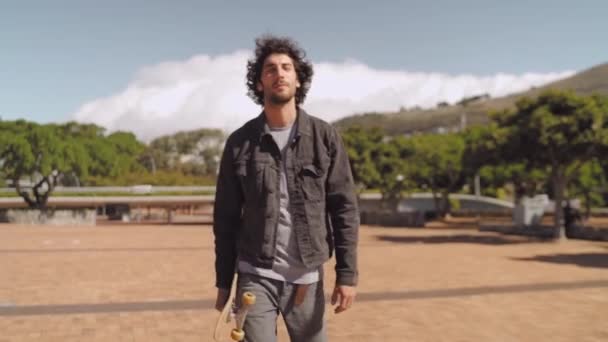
left=235, top=161, right=273, bottom=205
left=299, top=163, right=326, bottom=202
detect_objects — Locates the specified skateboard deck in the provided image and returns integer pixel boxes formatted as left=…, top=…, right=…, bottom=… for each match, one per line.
left=213, top=273, right=256, bottom=341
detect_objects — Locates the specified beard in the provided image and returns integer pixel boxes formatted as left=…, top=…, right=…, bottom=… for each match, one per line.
left=266, top=84, right=297, bottom=105
left=269, top=92, right=294, bottom=104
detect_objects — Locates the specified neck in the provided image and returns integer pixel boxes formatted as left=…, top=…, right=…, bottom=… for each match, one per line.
left=264, top=100, right=297, bottom=128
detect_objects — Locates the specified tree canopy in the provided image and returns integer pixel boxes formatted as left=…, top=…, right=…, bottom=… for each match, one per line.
left=488, top=90, right=608, bottom=237
left=339, top=90, right=608, bottom=237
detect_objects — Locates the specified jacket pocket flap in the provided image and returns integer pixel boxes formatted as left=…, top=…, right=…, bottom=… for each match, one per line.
left=301, top=164, right=321, bottom=177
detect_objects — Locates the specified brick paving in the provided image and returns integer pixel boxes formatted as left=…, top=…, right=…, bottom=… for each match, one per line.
left=0, top=223, right=607, bottom=341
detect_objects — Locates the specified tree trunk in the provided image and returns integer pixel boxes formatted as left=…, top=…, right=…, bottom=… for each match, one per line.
left=32, top=177, right=49, bottom=209
left=431, top=188, right=442, bottom=218
left=441, top=191, right=451, bottom=218
left=14, top=177, right=36, bottom=208
left=552, top=170, right=567, bottom=240
left=149, top=155, right=157, bottom=174
left=513, top=180, right=525, bottom=205
left=15, top=175, right=56, bottom=209
left=584, top=192, right=591, bottom=221
left=73, top=171, right=81, bottom=187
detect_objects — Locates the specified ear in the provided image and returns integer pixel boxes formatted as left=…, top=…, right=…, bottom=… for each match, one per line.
left=296, top=80, right=301, bottom=88
left=256, top=81, right=263, bottom=92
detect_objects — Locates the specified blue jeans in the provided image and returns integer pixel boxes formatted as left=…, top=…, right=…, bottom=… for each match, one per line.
left=237, top=273, right=327, bottom=342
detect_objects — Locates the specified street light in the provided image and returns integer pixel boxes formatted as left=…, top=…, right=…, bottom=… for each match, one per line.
left=395, top=174, right=404, bottom=199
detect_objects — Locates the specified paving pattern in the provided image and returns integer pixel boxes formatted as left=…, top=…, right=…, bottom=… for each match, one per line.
left=1, top=223, right=607, bottom=341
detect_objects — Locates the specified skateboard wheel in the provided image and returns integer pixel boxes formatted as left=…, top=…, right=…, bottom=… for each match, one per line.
left=242, top=292, right=256, bottom=305
left=231, top=328, right=245, bottom=341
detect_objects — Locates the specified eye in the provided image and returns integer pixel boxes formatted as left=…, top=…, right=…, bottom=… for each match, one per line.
left=264, top=66, right=277, bottom=76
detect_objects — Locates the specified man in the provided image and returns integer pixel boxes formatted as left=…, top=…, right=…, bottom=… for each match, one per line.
left=213, top=34, right=359, bottom=342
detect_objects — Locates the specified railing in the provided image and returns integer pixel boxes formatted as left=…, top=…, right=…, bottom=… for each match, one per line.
left=359, top=192, right=515, bottom=209
left=0, top=186, right=216, bottom=194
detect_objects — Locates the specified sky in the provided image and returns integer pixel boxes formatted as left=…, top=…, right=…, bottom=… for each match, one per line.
left=1, top=0, right=606, bottom=141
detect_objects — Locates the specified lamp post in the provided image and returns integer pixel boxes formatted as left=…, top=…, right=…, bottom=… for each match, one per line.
left=395, top=174, right=404, bottom=199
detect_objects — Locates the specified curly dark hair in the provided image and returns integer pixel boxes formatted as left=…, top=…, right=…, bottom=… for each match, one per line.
left=246, top=35, right=314, bottom=106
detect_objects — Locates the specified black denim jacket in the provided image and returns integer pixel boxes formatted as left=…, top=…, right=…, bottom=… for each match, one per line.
left=213, top=108, right=359, bottom=289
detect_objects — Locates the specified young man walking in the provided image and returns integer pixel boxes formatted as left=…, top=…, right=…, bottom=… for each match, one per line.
left=213, top=35, right=359, bottom=342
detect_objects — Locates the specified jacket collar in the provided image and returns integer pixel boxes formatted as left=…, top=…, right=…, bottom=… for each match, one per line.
left=254, top=107, right=312, bottom=142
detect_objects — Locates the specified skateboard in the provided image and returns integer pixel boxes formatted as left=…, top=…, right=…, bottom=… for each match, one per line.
left=213, top=273, right=256, bottom=341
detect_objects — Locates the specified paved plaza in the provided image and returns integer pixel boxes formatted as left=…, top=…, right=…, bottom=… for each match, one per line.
left=0, top=222, right=607, bottom=341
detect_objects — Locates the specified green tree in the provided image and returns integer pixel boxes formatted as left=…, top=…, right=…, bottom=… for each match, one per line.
left=477, top=163, right=547, bottom=201
left=491, top=90, right=608, bottom=238
left=406, top=133, right=467, bottom=217
left=0, top=121, right=148, bottom=208
left=463, top=126, right=548, bottom=202
left=340, top=126, right=385, bottom=192
left=0, top=121, right=89, bottom=208
left=375, top=136, right=414, bottom=199
left=568, top=159, right=606, bottom=219
left=147, top=128, right=225, bottom=177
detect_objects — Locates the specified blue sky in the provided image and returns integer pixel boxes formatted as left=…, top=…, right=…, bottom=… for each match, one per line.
left=1, top=0, right=606, bottom=139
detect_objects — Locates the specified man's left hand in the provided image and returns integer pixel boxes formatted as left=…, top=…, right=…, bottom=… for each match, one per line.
left=331, top=285, right=356, bottom=314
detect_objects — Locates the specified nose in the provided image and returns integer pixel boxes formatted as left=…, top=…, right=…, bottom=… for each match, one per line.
left=277, top=68, right=286, bottom=79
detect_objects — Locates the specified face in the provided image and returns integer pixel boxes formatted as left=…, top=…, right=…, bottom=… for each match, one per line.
left=257, top=53, right=301, bottom=105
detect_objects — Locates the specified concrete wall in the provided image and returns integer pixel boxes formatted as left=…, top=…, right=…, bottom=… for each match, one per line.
left=360, top=210, right=425, bottom=227
left=399, top=194, right=514, bottom=213
left=359, top=195, right=513, bottom=216
left=1, top=209, right=96, bottom=226
left=358, top=198, right=425, bottom=227
left=566, top=225, right=608, bottom=241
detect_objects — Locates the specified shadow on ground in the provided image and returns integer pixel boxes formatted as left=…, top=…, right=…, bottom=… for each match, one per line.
left=147, top=221, right=214, bottom=226
left=423, top=221, right=480, bottom=230
left=2, top=279, right=607, bottom=317
left=512, top=253, right=608, bottom=269
left=376, top=233, right=550, bottom=245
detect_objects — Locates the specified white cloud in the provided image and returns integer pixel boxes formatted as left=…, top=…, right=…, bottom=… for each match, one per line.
left=71, top=51, right=574, bottom=141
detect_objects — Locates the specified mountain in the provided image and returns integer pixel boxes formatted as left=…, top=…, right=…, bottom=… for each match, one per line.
left=333, top=63, right=608, bottom=135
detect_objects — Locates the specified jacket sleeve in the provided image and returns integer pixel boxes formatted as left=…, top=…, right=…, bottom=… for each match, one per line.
left=325, top=126, right=359, bottom=286
left=213, top=137, right=243, bottom=289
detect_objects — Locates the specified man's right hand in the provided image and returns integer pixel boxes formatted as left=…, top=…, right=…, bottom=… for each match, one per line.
left=215, top=288, right=230, bottom=311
